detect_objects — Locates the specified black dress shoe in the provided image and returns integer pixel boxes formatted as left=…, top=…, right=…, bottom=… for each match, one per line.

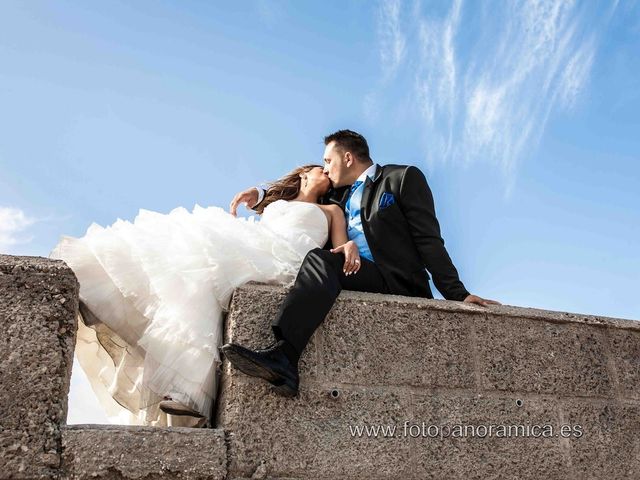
left=220, top=340, right=299, bottom=397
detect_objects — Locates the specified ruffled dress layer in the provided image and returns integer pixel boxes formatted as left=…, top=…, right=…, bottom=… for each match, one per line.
left=50, top=200, right=328, bottom=426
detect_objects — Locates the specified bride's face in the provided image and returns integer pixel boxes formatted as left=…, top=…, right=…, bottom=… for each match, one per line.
left=303, top=166, right=331, bottom=196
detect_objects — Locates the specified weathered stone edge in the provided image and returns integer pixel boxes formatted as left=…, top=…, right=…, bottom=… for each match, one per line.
left=60, top=425, right=228, bottom=480
left=0, top=254, right=69, bottom=272
left=239, top=282, right=640, bottom=331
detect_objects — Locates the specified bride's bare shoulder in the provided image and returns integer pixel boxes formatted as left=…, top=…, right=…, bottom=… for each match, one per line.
left=316, top=203, right=342, bottom=224
left=317, top=203, right=341, bottom=215
left=316, top=203, right=341, bottom=213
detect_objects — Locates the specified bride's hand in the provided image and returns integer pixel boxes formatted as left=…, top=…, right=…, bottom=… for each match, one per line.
left=330, top=241, right=361, bottom=276
left=229, top=187, right=259, bottom=216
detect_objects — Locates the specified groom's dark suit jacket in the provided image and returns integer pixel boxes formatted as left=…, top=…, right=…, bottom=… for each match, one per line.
left=324, top=164, right=469, bottom=301
left=260, top=164, right=470, bottom=302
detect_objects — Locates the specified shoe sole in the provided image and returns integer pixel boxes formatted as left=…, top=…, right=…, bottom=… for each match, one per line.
left=159, top=402, right=205, bottom=418
left=269, top=380, right=298, bottom=398
left=222, top=346, right=298, bottom=397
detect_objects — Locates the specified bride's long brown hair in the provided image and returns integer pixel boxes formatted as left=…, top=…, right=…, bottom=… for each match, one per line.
left=254, top=164, right=322, bottom=215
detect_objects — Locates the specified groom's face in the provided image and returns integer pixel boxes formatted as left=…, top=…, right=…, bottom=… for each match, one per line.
left=322, top=141, right=351, bottom=188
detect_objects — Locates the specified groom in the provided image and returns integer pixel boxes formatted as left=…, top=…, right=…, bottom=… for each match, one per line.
left=222, top=129, right=500, bottom=396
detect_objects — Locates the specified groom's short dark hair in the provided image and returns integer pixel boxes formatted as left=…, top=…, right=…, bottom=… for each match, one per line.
left=324, top=129, right=371, bottom=163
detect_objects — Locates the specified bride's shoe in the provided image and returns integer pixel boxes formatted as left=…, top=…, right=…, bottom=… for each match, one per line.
left=159, top=396, right=205, bottom=418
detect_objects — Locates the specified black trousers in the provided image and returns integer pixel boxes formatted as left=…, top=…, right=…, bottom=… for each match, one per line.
left=271, top=247, right=390, bottom=358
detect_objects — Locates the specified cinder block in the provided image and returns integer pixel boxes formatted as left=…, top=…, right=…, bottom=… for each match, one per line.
left=0, top=255, right=79, bottom=479
left=218, top=377, right=412, bottom=479
left=319, top=300, right=476, bottom=388
left=561, top=399, right=640, bottom=479
left=475, top=313, right=614, bottom=396
left=60, top=425, right=227, bottom=479
left=409, top=393, right=570, bottom=479
left=607, top=328, right=640, bottom=400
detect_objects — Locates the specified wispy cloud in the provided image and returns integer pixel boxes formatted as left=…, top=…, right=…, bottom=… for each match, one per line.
left=0, top=206, right=36, bottom=252
left=377, top=0, right=406, bottom=80
left=414, top=0, right=462, bottom=164
left=369, top=0, right=619, bottom=194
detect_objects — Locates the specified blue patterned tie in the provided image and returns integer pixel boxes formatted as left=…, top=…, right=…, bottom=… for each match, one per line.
left=349, top=180, right=363, bottom=198
left=346, top=180, right=363, bottom=216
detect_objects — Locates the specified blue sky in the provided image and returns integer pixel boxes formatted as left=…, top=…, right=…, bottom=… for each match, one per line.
left=1, top=1, right=639, bottom=422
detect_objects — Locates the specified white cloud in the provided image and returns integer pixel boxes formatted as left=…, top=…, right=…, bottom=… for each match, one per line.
left=456, top=0, right=587, bottom=175
left=557, top=39, right=596, bottom=109
left=414, top=0, right=461, bottom=162
left=0, top=206, right=36, bottom=252
left=370, top=0, right=619, bottom=193
left=377, top=0, right=406, bottom=79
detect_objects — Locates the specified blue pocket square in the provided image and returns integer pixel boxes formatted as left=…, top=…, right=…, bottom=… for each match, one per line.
left=379, top=192, right=395, bottom=210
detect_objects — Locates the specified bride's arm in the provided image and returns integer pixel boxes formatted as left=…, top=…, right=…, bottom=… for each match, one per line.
left=229, top=185, right=268, bottom=216
left=229, top=187, right=259, bottom=216
left=326, top=206, right=361, bottom=275
left=324, top=205, right=347, bottom=247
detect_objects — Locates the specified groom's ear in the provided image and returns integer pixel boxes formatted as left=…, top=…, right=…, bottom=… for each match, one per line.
left=344, top=151, right=354, bottom=168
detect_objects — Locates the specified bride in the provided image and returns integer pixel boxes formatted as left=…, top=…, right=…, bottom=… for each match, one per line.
left=50, top=164, right=360, bottom=427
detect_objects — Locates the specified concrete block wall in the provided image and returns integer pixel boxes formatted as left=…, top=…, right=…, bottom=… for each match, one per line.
left=0, top=255, right=79, bottom=478
left=218, top=283, right=640, bottom=479
left=1, top=255, right=639, bottom=479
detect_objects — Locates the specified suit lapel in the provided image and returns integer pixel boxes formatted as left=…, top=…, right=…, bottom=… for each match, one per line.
left=325, top=186, right=350, bottom=209
left=361, top=164, right=383, bottom=218
left=361, top=176, right=374, bottom=218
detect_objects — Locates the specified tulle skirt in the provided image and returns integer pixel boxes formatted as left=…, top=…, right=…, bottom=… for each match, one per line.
left=52, top=204, right=312, bottom=426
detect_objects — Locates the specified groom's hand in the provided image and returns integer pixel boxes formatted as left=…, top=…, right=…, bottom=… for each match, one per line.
left=463, top=294, right=502, bottom=307
left=229, top=187, right=259, bottom=216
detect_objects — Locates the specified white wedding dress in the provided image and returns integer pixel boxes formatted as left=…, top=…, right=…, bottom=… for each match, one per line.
left=50, top=200, right=328, bottom=426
